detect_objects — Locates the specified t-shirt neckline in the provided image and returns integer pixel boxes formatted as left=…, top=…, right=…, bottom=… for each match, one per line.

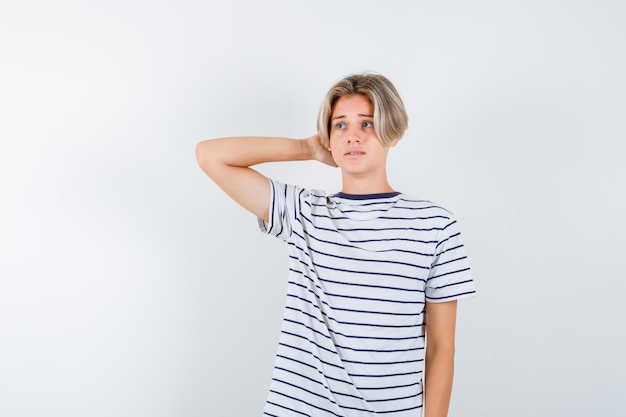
left=333, top=191, right=401, bottom=200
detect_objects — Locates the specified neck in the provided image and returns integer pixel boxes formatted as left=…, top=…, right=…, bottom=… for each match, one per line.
left=340, top=173, right=394, bottom=195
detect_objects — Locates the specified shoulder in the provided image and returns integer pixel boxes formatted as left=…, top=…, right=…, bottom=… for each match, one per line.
left=395, top=193, right=455, bottom=219
left=268, top=178, right=331, bottom=206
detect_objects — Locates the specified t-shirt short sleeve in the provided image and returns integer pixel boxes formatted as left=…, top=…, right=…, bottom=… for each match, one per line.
left=425, top=216, right=476, bottom=302
left=257, top=178, right=300, bottom=241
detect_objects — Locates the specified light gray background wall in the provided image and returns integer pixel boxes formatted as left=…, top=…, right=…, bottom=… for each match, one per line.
left=1, top=1, right=624, bottom=416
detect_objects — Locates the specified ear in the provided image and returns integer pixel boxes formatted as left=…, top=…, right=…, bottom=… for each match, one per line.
left=388, top=138, right=399, bottom=148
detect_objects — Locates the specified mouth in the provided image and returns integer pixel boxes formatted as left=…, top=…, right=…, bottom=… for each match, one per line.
left=345, top=151, right=365, bottom=157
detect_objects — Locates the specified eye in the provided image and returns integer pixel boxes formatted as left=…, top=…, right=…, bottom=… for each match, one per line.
left=362, top=121, right=373, bottom=128
left=335, top=122, right=345, bottom=130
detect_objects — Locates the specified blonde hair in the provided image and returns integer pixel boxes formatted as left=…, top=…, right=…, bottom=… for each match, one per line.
left=317, top=73, right=408, bottom=148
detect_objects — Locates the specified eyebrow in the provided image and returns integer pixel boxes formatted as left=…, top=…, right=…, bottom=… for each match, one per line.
left=331, top=114, right=374, bottom=121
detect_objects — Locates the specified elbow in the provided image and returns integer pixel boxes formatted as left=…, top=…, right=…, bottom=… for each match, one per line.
left=426, top=342, right=455, bottom=362
left=195, top=140, right=209, bottom=169
left=196, top=139, right=218, bottom=175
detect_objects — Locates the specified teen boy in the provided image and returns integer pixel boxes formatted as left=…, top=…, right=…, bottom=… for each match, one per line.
left=196, top=73, right=475, bottom=417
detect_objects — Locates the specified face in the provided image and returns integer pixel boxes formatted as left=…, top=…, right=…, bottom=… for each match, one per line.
left=329, top=94, right=396, bottom=177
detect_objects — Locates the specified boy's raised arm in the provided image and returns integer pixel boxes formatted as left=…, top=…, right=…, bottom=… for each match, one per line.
left=195, top=135, right=335, bottom=222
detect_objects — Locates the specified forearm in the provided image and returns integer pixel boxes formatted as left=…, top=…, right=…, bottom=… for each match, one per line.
left=196, top=136, right=313, bottom=171
left=424, top=345, right=455, bottom=417
left=195, top=136, right=319, bottom=221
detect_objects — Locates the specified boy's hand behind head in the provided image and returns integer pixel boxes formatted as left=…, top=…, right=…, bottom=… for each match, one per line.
left=306, top=134, right=338, bottom=168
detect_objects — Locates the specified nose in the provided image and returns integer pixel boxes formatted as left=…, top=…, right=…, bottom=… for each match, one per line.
left=347, top=126, right=361, bottom=143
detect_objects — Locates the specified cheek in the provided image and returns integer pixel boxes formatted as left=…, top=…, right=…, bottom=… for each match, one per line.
left=328, top=133, right=337, bottom=150
left=328, top=141, right=341, bottom=161
left=329, top=129, right=345, bottom=143
left=329, top=132, right=342, bottom=147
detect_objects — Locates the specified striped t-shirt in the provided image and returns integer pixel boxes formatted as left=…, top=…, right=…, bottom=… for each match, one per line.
left=258, top=179, right=476, bottom=416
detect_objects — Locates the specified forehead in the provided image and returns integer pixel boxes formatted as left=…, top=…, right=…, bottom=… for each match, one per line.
left=331, top=94, right=373, bottom=117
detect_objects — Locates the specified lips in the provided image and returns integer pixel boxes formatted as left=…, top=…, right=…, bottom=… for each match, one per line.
left=345, top=150, right=365, bottom=156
